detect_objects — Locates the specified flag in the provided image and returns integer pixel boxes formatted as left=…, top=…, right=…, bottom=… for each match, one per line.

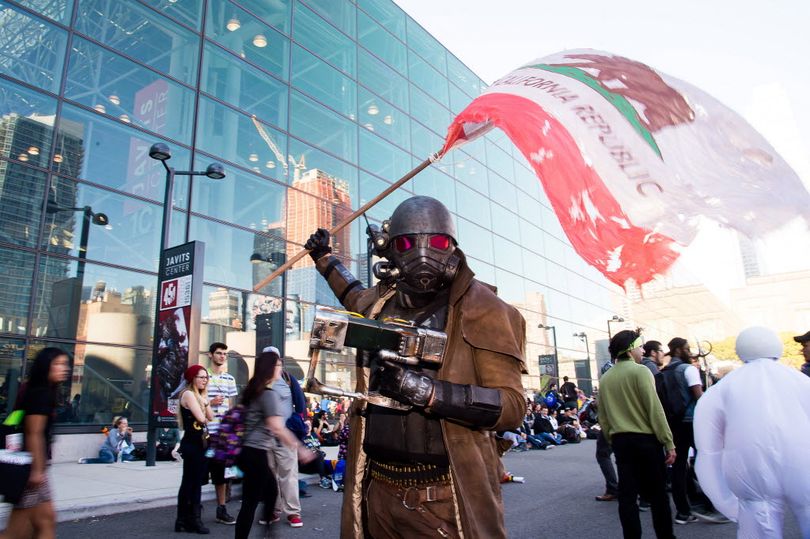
left=441, top=49, right=810, bottom=287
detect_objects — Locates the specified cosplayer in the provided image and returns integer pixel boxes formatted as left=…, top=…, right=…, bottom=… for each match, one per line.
left=305, top=196, right=526, bottom=539
left=694, top=326, right=810, bottom=539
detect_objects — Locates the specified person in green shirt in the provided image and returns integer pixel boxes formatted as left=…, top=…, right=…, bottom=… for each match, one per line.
left=599, top=330, right=676, bottom=539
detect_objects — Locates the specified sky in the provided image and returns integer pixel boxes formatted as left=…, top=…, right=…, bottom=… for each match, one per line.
left=393, top=0, right=810, bottom=285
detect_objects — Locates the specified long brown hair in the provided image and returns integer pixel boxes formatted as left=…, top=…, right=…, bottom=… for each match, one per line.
left=242, top=351, right=280, bottom=406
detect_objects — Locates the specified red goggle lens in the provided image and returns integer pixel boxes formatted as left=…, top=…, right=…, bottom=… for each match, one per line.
left=429, top=235, right=451, bottom=250
left=393, top=236, right=414, bottom=252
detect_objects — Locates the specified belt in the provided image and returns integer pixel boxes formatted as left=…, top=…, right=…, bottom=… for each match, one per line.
left=368, top=459, right=451, bottom=488
left=394, top=483, right=454, bottom=510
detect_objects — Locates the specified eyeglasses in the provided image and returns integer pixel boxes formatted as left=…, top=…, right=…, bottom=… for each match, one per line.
left=392, top=234, right=452, bottom=253
left=195, top=375, right=209, bottom=380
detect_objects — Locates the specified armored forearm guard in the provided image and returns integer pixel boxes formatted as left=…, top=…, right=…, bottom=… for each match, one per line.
left=315, top=254, right=365, bottom=307
left=429, top=381, right=503, bottom=429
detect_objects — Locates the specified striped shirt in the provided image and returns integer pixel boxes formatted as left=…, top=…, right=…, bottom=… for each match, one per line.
left=207, top=371, right=238, bottom=434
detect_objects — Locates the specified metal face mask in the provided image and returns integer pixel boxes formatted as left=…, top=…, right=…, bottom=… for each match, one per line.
left=390, top=233, right=458, bottom=292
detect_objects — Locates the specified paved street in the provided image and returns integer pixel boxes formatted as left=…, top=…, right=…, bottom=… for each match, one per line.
left=57, top=441, right=799, bottom=538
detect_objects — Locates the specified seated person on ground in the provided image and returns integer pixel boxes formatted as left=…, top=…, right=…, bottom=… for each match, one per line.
left=79, top=416, right=135, bottom=463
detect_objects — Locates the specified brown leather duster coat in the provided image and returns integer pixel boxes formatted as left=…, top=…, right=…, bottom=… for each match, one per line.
left=317, top=253, right=527, bottom=539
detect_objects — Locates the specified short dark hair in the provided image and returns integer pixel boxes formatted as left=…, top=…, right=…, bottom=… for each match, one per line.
left=209, top=342, right=227, bottom=354
left=643, top=340, right=662, bottom=356
left=563, top=376, right=569, bottom=382
left=609, top=330, right=640, bottom=360
left=668, top=337, right=688, bottom=353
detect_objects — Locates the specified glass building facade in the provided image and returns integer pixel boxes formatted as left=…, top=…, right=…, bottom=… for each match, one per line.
left=0, top=0, right=625, bottom=432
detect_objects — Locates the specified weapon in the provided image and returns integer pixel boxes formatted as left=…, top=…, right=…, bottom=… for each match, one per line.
left=304, top=307, right=447, bottom=405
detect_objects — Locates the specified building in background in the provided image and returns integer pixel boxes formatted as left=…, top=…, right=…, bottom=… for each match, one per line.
left=0, top=0, right=699, bottom=450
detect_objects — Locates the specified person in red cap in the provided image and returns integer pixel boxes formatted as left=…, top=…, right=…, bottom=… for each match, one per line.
left=174, top=364, right=214, bottom=534
left=794, top=330, right=810, bottom=378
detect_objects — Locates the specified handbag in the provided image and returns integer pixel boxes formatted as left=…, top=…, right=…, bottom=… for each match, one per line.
left=1, top=409, right=25, bottom=450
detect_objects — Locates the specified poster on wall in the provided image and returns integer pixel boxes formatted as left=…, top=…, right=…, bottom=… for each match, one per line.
left=148, top=241, right=205, bottom=425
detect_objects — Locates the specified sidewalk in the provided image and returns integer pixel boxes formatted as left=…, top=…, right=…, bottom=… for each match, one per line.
left=0, top=446, right=338, bottom=528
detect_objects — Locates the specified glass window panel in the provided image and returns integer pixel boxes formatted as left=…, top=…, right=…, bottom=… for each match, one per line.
left=452, top=151, right=488, bottom=195
left=0, top=246, right=33, bottom=334
left=235, top=0, right=291, bottom=35
left=519, top=218, right=545, bottom=254
left=514, top=163, right=540, bottom=201
left=75, top=0, right=199, bottom=85
left=493, top=237, right=523, bottom=270
left=358, top=49, right=408, bottom=113
left=547, top=260, right=569, bottom=292
left=56, top=104, right=193, bottom=202
left=455, top=183, right=490, bottom=229
left=359, top=0, right=404, bottom=40
left=541, top=204, right=565, bottom=238
left=196, top=96, right=288, bottom=173
left=456, top=217, right=493, bottom=265
left=288, top=138, right=358, bottom=210
left=411, top=166, right=455, bottom=214
left=449, top=82, right=471, bottom=115
left=205, top=0, right=289, bottom=81
left=14, top=0, right=73, bottom=23
left=544, top=232, right=566, bottom=266
left=199, top=285, right=252, bottom=361
left=188, top=216, right=267, bottom=292
left=358, top=89, right=408, bottom=151
left=140, top=0, right=202, bottom=29
left=293, top=2, right=355, bottom=76
left=405, top=16, right=446, bottom=74
left=31, top=255, right=157, bottom=345
left=65, top=37, right=195, bottom=145
left=291, top=45, right=355, bottom=118
left=201, top=43, right=288, bottom=130
left=0, top=162, right=47, bottom=247
left=409, top=120, right=443, bottom=162
left=447, top=53, right=479, bottom=98
left=44, top=177, right=163, bottom=271
left=409, top=84, right=449, bottom=137
left=0, top=337, right=25, bottom=421
left=29, top=340, right=153, bottom=425
left=488, top=172, right=517, bottom=209
left=299, top=0, right=355, bottom=37
left=191, top=162, right=286, bottom=231
left=358, top=11, right=405, bottom=76
left=359, top=129, right=410, bottom=180
left=0, top=2, right=67, bottom=93
left=0, top=77, right=58, bottom=166
left=517, top=194, right=542, bottom=224
left=495, top=269, right=525, bottom=304
left=289, top=90, right=357, bottom=164
left=522, top=250, right=548, bottom=286
left=358, top=170, right=410, bottom=223
left=488, top=128, right=513, bottom=155
left=408, top=51, right=448, bottom=107
left=485, top=140, right=515, bottom=183
left=467, top=258, right=494, bottom=286
left=490, top=203, right=520, bottom=242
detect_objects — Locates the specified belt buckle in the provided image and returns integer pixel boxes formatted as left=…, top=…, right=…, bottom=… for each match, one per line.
left=402, top=486, right=420, bottom=510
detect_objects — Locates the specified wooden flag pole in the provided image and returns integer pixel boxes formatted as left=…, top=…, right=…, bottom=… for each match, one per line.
left=252, top=151, right=440, bottom=292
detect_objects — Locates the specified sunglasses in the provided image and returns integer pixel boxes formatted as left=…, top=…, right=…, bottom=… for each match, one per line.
left=392, top=234, right=452, bottom=253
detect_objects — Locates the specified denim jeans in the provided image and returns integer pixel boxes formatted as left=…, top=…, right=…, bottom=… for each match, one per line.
left=537, top=432, right=563, bottom=445
left=82, top=448, right=116, bottom=464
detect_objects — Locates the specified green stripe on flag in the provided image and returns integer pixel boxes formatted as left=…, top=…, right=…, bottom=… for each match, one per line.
left=529, top=64, right=663, bottom=159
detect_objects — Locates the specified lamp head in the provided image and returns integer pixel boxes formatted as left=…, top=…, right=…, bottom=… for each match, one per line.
left=92, top=212, right=110, bottom=226
left=149, top=143, right=171, bottom=161
left=250, top=253, right=264, bottom=264
left=205, top=162, right=226, bottom=180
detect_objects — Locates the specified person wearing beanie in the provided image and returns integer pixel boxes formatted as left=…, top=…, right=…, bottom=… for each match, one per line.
left=694, top=326, right=810, bottom=539
left=599, top=330, right=675, bottom=539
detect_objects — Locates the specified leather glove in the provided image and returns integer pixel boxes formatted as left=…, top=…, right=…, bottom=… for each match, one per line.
left=376, top=361, right=435, bottom=408
left=305, top=228, right=332, bottom=261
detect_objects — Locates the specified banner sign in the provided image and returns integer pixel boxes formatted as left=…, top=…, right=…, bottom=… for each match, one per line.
left=538, top=354, right=557, bottom=376
left=148, top=241, right=205, bottom=426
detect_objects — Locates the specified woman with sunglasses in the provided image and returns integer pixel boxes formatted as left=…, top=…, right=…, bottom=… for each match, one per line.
left=174, top=364, right=214, bottom=534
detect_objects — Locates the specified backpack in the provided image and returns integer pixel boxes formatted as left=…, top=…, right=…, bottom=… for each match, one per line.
left=210, top=405, right=247, bottom=467
left=655, top=361, right=690, bottom=424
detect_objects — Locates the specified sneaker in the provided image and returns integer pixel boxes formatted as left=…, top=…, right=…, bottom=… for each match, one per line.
left=299, top=490, right=312, bottom=498
left=319, top=477, right=332, bottom=489
left=595, top=493, right=617, bottom=502
left=288, top=515, right=303, bottom=528
left=258, top=513, right=280, bottom=525
left=692, top=508, right=731, bottom=524
left=216, top=505, right=236, bottom=525
left=77, top=458, right=87, bottom=464
left=675, top=513, right=698, bottom=524
left=639, top=500, right=651, bottom=512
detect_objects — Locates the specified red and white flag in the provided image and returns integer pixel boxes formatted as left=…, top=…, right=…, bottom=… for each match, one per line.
left=441, top=49, right=810, bottom=287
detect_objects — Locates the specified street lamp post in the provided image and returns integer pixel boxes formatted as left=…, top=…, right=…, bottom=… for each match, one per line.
left=145, top=143, right=225, bottom=467
left=46, top=202, right=110, bottom=282
left=538, top=324, right=558, bottom=385
left=573, top=331, right=590, bottom=361
left=607, top=315, right=624, bottom=339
